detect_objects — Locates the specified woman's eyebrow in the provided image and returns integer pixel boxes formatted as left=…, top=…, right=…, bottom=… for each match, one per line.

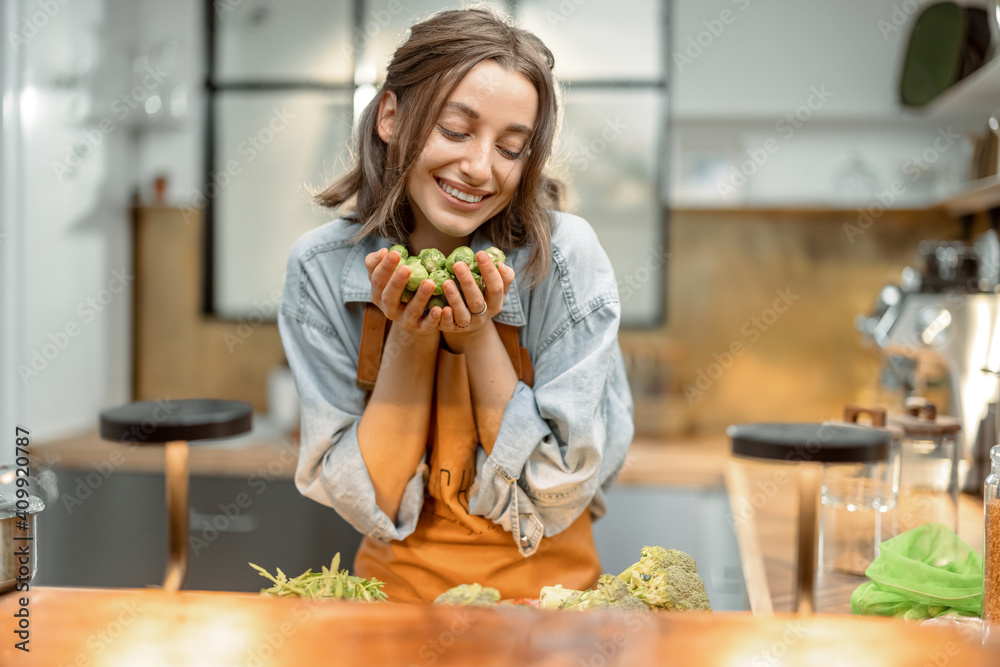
left=444, top=101, right=533, bottom=137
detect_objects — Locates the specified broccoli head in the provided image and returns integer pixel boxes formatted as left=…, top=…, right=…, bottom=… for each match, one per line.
left=540, top=575, right=647, bottom=611
left=433, top=583, right=501, bottom=607
left=618, top=546, right=712, bottom=612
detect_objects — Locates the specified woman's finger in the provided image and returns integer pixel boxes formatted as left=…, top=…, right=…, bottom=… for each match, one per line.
left=381, top=263, right=412, bottom=317
left=372, top=249, right=403, bottom=286
left=438, top=305, right=456, bottom=332
left=365, top=248, right=387, bottom=276
left=479, top=252, right=504, bottom=308
left=443, top=279, right=472, bottom=328
left=499, top=263, right=515, bottom=293
left=401, top=280, right=434, bottom=326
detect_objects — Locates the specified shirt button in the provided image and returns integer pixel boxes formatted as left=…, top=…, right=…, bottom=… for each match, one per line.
left=520, top=535, right=529, bottom=546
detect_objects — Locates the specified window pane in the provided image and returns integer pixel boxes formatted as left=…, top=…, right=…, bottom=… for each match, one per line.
left=215, top=0, right=353, bottom=83
left=558, top=88, right=664, bottom=326
left=357, top=0, right=510, bottom=84
left=516, top=0, right=663, bottom=81
left=213, top=90, right=353, bottom=317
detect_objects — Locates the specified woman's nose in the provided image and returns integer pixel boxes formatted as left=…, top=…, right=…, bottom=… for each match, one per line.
left=459, top=139, right=492, bottom=183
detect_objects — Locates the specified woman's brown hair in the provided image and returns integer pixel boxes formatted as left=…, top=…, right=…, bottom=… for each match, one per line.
left=314, top=7, right=562, bottom=285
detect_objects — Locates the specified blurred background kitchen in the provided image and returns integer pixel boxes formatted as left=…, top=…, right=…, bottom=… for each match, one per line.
left=3, top=0, right=1000, bottom=607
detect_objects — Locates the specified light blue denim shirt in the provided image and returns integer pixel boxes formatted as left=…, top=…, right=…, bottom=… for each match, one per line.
left=278, top=210, right=634, bottom=557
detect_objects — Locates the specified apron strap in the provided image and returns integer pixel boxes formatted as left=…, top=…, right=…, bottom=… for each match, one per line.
left=356, top=304, right=388, bottom=391
left=494, top=323, right=534, bottom=388
left=356, top=305, right=534, bottom=389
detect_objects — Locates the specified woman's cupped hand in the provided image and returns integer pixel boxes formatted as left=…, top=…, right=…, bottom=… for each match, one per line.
left=365, top=248, right=514, bottom=337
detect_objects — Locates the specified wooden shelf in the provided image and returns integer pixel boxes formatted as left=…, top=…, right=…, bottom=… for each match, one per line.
left=669, top=205, right=932, bottom=215
left=920, top=55, right=1000, bottom=119
left=934, top=174, right=1000, bottom=216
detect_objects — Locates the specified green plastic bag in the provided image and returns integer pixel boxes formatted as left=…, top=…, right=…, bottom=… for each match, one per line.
left=851, top=523, right=983, bottom=620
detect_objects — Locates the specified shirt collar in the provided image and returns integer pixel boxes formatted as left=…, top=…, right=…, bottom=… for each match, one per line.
left=339, top=226, right=527, bottom=327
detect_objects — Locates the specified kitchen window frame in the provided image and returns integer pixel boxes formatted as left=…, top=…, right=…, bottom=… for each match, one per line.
left=201, top=0, right=670, bottom=327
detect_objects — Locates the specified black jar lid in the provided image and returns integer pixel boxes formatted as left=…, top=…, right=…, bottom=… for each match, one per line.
left=100, top=399, right=253, bottom=444
left=888, top=400, right=961, bottom=437
left=728, top=422, right=891, bottom=463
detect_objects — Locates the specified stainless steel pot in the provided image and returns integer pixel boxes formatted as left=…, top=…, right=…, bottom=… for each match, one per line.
left=0, top=494, right=43, bottom=594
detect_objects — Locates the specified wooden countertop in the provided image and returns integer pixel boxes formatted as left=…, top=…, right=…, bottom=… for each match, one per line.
left=3, top=587, right=998, bottom=666
left=29, top=430, right=730, bottom=485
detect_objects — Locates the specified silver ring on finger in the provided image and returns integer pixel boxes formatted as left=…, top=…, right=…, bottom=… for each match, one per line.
left=471, top=302, right=488, bottom=317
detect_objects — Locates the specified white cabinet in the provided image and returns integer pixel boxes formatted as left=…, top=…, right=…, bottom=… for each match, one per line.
left=668, top=0, right=985, bottom=210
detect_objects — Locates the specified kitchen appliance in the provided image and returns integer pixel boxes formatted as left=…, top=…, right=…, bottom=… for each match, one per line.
left=0, top=466, right=55, bottom=593
left=856, top=228, right=1000, bottom=492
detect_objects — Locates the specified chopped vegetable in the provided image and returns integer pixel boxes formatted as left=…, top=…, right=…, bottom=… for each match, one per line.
left=428, top=269, right=449, bottom=295
left=617, top=546, right=712, bottom=612
left=402, top=262, right=428, bottom=292
left=538, top=546, right=712, bottom=613
left=418, top=248, right=447, bottom=273
left=483, top=247, right=505, bottom=267
left=249, top=553, right=387, bottom=602
left=385, top=245, right=506, bottom=311
left=446, top=246, right=476, bottom=274
left=434, top=583, right=502, bottom=606
left=539, top=575, right=647, bottom=612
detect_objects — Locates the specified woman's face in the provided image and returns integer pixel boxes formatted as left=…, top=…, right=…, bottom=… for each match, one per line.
left=404, top=60, right=538, bottom=248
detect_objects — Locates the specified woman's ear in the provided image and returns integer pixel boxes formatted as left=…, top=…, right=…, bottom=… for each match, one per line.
left=376, top=91, right=398, bottom=143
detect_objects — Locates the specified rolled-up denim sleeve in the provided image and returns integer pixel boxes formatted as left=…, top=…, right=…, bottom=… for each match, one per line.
left=467, top=298, right=634, bottom=557
left=278, top=252, right=426, bottom=542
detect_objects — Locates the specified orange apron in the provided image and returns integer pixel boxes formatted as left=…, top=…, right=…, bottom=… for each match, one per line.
left=352, top=304, right=602, bottom=603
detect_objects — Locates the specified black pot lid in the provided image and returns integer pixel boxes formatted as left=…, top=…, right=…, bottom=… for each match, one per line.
left=99, top=399, right=253, bottom=444
left=728, top=422, right=891, bottom=463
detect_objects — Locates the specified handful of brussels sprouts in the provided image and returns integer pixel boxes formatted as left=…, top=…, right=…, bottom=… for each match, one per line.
left=389, top=244, right=506, bottom=311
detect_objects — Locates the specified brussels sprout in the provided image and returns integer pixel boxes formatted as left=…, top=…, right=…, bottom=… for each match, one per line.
left=446, top=246, right=476, bottom=274
left=471, top=271, right=486, bottom=292
left=400, top=289, right=415, bottom=304
left=484, top=247, right=506, bottom=266
left=426, top=295, right=447, bottom=311
left=388, top=244, right=409, bottom=261
left=428, top=269, right=449, bottom=295
left=418, top=248, right=447, bottom=273
left=405, top=262, right=429, bottom=292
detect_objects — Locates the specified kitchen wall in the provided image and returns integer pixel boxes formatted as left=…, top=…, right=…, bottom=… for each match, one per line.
left=627, top=207, right=962, bottom=438
left=1, top=0, right=202, bottom=448
left=5, top=0, right=990, bottom=449
left=7, top=0, right=137, bottom=445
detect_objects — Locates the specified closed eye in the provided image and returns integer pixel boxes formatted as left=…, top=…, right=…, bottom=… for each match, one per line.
left=438, top=125, right=466, bottom=139
left=439, top=124, right=523, bottom=160
left=498, top=146, right=523, bottom=160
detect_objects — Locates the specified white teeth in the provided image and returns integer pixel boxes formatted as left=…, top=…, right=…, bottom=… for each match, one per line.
left=439, top=180, right=484, bottom=203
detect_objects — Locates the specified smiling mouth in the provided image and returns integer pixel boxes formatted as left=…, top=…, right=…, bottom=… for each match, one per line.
left=436, top=178, right=490, bottom=204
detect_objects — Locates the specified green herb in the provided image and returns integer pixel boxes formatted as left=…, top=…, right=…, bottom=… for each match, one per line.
left=249, top=553, right=388, bottom=602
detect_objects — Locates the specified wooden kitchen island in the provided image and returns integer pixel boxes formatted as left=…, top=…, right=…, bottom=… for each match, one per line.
left=29, top=432, right=990, bottom=612
left=18, top=432, right=997, bottom=664
left=3, top=586, right=1000, bottom=666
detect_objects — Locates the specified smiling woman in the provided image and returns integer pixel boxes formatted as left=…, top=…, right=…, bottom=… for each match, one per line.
left=382, top=62, right=537, bottom=254
left=278, top=7, right=635, bottom=603
left=313, top=9, right=562, bottom=288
